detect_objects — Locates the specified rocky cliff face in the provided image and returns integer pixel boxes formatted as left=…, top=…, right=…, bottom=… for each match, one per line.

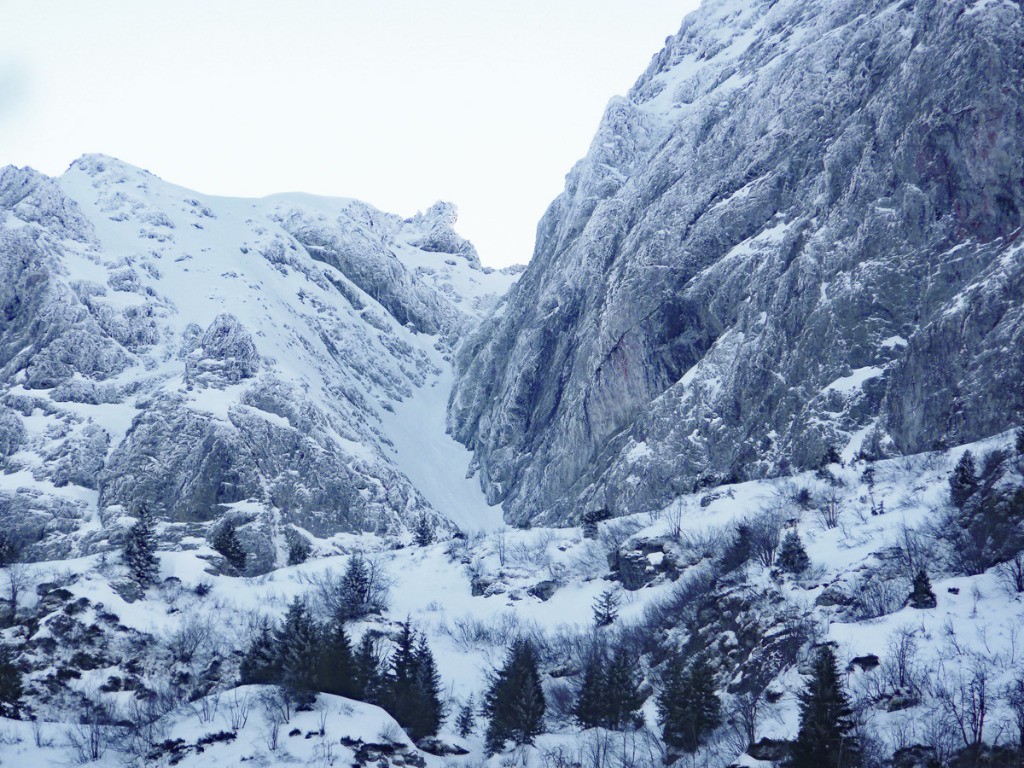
left=0, top=156, right=516, bottom=568
left=450, top=0, right=1024, bottom=525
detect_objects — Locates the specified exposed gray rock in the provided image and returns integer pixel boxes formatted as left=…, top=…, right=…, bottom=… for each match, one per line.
left=184, top=313, right=260, bottom=387
left=0, top=155, right=515, bottom=568
left=451, top=0, right=1024, bottom=525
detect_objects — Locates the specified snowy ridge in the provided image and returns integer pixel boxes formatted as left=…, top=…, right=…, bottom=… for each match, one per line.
left=0, top=155, right=516, bottom=569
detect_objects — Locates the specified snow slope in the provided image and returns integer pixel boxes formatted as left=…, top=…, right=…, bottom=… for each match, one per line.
left=0, top=155, right=517, bottom=569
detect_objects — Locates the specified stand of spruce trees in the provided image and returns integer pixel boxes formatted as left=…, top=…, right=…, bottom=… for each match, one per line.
left=239, top=600, right=443, bottom=740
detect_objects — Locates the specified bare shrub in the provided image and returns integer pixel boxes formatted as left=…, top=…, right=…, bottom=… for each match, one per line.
left=598, top=519, right=646, bottom=558
left=441, top=613, right=521, bottom=652
left=750, top=511, right=784, bottom=568
left=997, top=553, right=1024, bottom=595
left=935, top=658, right=990, bottom=753
left=66, top=694, right=116, bottom=763
left=881, top=626, right=924, bottom=698
left=852, top=577, right=908, bottom=620
left=166, top=614, right=216, bottom=665
left=224, top=687, right=252, bottom=732
left=814, top=479, right=844, bottom=530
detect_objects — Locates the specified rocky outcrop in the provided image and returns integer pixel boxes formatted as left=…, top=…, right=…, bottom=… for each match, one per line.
left=450, top=0, right=1024, bottom=525
left=0, top=155, right=515, bottom=568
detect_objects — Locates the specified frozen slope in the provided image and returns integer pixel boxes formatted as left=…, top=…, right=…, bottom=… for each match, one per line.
left=0, top=155, right=516, bottom=568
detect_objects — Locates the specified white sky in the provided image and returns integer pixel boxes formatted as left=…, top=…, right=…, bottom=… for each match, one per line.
left=0, top=1, right=699, bottom=267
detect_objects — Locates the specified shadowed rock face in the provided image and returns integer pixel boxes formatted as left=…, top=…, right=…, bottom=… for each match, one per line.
left=450, top=0, right=1024, bottom=525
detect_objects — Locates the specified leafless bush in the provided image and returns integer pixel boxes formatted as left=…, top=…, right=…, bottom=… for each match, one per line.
left=260, top=685, right=293, bottom=727
left=640, top=567, right=717, bottom=636
left=882, top=627, right=924, bottom=698
left=65, top=695, right=116, bottom=763
left=224, top=687, right=252, bottom=732
left=441, top=613, right=521, bottom=652
left=935, top=658, right=991, bottom=753
left=189, top=690, right=221, bottom=725
left=546, top=679, right=577, bottom=729
left=167, top=614, right=217, bottom=665
left=852, top=577, right=908, bottom=620
left=892, top=521, right=936, bottom=581
left=666, top=500, right=684, bottom=541
left=997, top=553, right=1024, bottom=595
left=814, top=481, right=843, bottom=530
left=598, top=519, right=646, bottom=558
left=750, top=511, right=784, bottom=568
left=676, top=526, right=729, bottom=567
left=116, top=688, right=175, bottom=760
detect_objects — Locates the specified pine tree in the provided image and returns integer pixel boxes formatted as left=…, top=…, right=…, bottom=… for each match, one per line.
left=573, top=648, right=607, bottom=729
left=339, top=553, right=372, bottom=620
left=720, top=522, right=754, bottom=573
left=657, top=651, right=721, bottom=753
left=123, top=505, right=159, bottom=588
left=788, top=646, right=858, bottom=768
left=592, top=589, right=620, bottom=628
left=413, top=514, right=434, bottom=547
left=383, top=621, right=444, bottom=740
left=907, top=570, right=937, bottom=609
left=1016, top=428, right=1024, bottom=457
left=777, top=530, right=810, bottom=575
left=0, top=643, right=23, bottom=718
left=287, top=537, right=312, bottom=566
left=239, top=616, right=282, bottom=686
left=212, top=522, right=247, bottom=573
left=604, top=645, right=645, bottom=730
left=456, top=695, right=476, bottom=738
left=277, top=598, right=321, bottom=709
left=353, top=633, right=383, bottom=703
left=411, top=635, right=444, bottom=738
left=319, top=617, right=358, bottom=699
left=484, top=639, right=546, bottom=754
left=950, top=451, right=979, bottom=508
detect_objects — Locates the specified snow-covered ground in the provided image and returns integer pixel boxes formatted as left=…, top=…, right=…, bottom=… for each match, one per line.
left=2, top=428, right=1021, bottom=766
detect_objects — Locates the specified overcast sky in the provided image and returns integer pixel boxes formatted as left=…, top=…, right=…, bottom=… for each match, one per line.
left=1, top=1, right=700, bottom=266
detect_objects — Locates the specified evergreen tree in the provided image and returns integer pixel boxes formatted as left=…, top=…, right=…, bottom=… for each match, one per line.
left=276, top=598, right=321, bottom=708
left=353, top=633, right=383, bottom=703
left=573, top=648, right=607, bottom=729
left=907, top=570, right=937, bottom=609
left=383, top=620, right=444, bottom=740
left=592, top=589, right=620, bottom=628
left=412, top=635, right=445, bottom=738
left=456, top=695, right=476, bottom=738
left=212, top=522, right=247, bottom=573
left=239, top=616, right=282, bottom=686
left=777, top=530, right=810, bottom=576
left=413, top=514, right=434, bottom=547
left=719, top=522, right=753, bottom=573
left=788, top=646, right=858, bottom=768
left=484, top=639, right=546, bottom=754
left=950, top=451, right=979, bottom=508
left=0, top=643, right=23, bottom=718
left=123, top=505, right=159, bottom=588
left=319, top=616, right=358, bottom=699
left=339, top=553, right=373, bottom=620
left=287, top=537, right=312, bottom=566
left=1016, top=428, right=1024, bottom=457
left=604, top=645, right=645, bottom=730
left=657, top=651, right=721, bottom=753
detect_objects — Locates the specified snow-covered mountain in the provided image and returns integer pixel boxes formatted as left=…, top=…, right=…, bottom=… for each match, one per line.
left=450, top=0, right=1024, bottom=526
left=0, top=155, right=518, bottom=570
